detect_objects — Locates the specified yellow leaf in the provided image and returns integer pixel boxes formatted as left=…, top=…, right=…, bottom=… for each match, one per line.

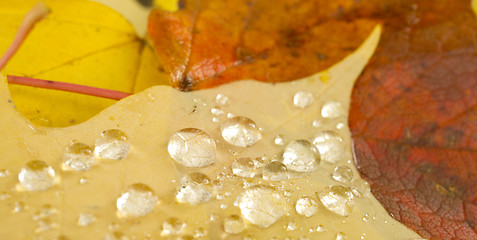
left=0, top=0, right=168, bottom=127
left=0, top=25, right=421, bottom=239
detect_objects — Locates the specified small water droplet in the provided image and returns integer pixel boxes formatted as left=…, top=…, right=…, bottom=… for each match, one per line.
left=176, top=172, right=212, bottom=205
left=215, top=93, right=230, bottom=106
left=0, top=169, right=9, bottom=177
left=351, top=178, right=371, bottom=198
left=336, top=122, right=346, bottom=130
left=221, top=117, right=262, bottom=147
left=362, top=213, right=369, bottom=222
left=274, top=135, right=285, bottom=145
left=318, top=185, right=355, bottom=216
left=77, top=212, right=95, bottom=226
left=168, top=128, right=216, bottom=167
left=295, top=196, right=318, bottom=217
left=161, top=217, right=185, bottom=236
left=321, top=101, right=343, bottom=119
left=63, top=143, right=95, bottom=171
left=18, top=160, right=55, bottom=191
left=286, top=221, right=297, bottom=231
left=312, top=131, right=345, bottom=164
left=227, top=112, right=235, bottom=118
left=79, top=177, right=89, bottom=184
left=116, top=183, right=158, bottom=217
left=94, top=129, right=130, bottom=160
left=263, top=161, right=288, bottom=181
left=211, top=107, right=224, bottom=116
left=312, top=120, right=322, bottom=128
left=212, top=117, right=220, bottom=123
left=281, top=140, right=320, bottom=172
left=194, top=228, right=207, bottom=238
left=293, top=91, right=314, bottom=108
left=232, top=158, right=260, bottom=178
left=336, top=232, right=346, bottom=240
left=237, top=185, right=288, bottom=228
left=316, top=225, right=325, bottom=232
left=223, top=214, right=245, bottom=234
left=332, top=166, right=353, bottom=183
left=13, top=201, right=25, bottom=213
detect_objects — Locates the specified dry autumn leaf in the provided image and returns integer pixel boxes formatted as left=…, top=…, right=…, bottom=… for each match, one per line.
left=0, top=25, right=422, bottom=239
left=0, top=0, right=168, bottom=127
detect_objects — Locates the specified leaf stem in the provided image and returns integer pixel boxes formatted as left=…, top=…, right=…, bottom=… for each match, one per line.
left=0, top=2, right=50, bottom=70
left=7, top=75, right=132, bottom=100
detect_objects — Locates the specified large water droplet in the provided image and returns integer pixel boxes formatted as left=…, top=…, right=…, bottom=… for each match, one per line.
left=94, top=129, right=130, bottom=160
left=63, top=143, right=95, bottom=171
left=116, top=183, right=158, bottom=217
left=223, top=214, right=245, bottom=234
left=221, top=116, right=262, bottom=147
left=312, top=131, right=345, bottom=164
left=77, top=212, right=95, bottom=226
left=332, top=165, right=353, bottom=183
left=232, top=158, right=260, bottom=178
left=295, top=196, right=318, bottom=217
left=262, top=161, right=288, bottom=181
left=168, top=128, right=216, bottom=167
left=351, top=178, right=371, bottom=198
left=176, top=172, right=212, bottom=205
left=161, top=217, right=185, bottom=236
left=281, top=140, right=320, bottom=172
left=318, top=185, right=355, bottom=216
left=321, top=101, right=343, bottom=119
left=237, top=185, right=288, bottom=228
left=18, top=160, right=55, bottom=191
left=293, top=91, right=314, bottom=108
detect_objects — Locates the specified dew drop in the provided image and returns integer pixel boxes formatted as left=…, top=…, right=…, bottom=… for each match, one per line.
left=18, top=160, right=55, bottom=191
left=77, top=212, right=95, bottom=226
left=351, top=178, right=371, bottom=198
left=332, top=166, right=353, bottom=183
left=321, top=101, right=343, bottom=119
left=312, top=120, right=322, bottom=128
left=13, top=201, right=25, bottom=213
left=362, top=213, right=369, bottom=222
left=161, top=217, right=185, bottom=236
left=223, top=214, right=245, bottom=234
left=232, top=158, right=259, bottom=178
left=295, top=196, right=318, bottom=217
left=286, top=221, right=297, bottom=231
left=94, top=129, right=130, bottom=160
left=336, top=232, right=346, bottom=240
left=116, top=183, right=158, bottom=217
left=215, top=93, right=230, bottom=106
left=237, top=185, right=288, bottom=228
left=274, top=134, right=285, bottom=146
left=212, top=117, right=220, bottom=123
left=293, top=91, right=314, bottom=108
left=176, top=172, right=212, bottom=205
left=281, top=140, right=320, bottom=172
left=63, top=143, right=95, bottom=171
left=312, top=131, right=345, bottom=164
left=263, top=161, right=288, bottom=181
left=211, top=107, right=223, bottom=116
left=168, top=128, right=216, bottom=167
left=221, top=116, right=262, bottom=147
left=318, top=185, right=355, bottom=216
left=79, top=177, right=89, bottom=184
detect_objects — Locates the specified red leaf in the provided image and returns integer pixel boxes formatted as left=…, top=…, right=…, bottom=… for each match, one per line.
left=148, top=0, right=377, bottom=90
left=349, top=0, right=477, bottom=239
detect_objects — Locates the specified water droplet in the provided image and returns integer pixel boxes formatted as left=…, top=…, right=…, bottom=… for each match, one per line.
left=237, top=185, right=288, bottom=228
left=212, top=117, right=220, bottom=123
left=215, top=93, right=230, bottom=106
left=77, top=212, right=95, bottom=226
left=336, top=232, right=346, bottom=240
left=63, top=143, right=95, bottom=171
left=321, top=101, right=343, bottom=119
left=211, top=107, right=223, bottom=116
left=351, top=178, right=371, bottom=198
left=0, top=169, right=9, bottom=177
left=332, top=166, right=353, bottom=183
left=94, top=129, right=130, bottom=160
left=274, top=134, right=285, bottom=145
left=362, top=213, right=369, bottom=222
left=116, top=183, right=158, bottom=217
left=312, top=120, right=322, bottom=128
left=295, top=196, right=318, bottom=217
left=232, top=158, right=259, bottom=178
left=176, top=172, right=212, bottom=205
left=168, top=128, right=216, bottom=168
left=336, top=122, right=346, bottom=130
left=18, top=160, right=55, bottom=191
left=293, top=91, right=314, bottom=108
left=226, top=112, right=235, bottom=118
left=161, top=217, right=185, bottom=236
left=281, top=140, right=320, bottom=172
left=316, top=225, right=325, bottom=232
left=221, top=116, right=262, bottom=147
left=13, top=201, right=25, bottom=213
left=79, top=177, right=88, bottom=184
left=223, top=214, right=245, bottom=234
left=194, top=228, right=207, bottom=238
left=263, top=161, right=288, bottom=181
left=318, top=185, right=355, bottom=216
left=286, top=221, right=297, bottom=231
left=312, top=131, right=345, bottom=164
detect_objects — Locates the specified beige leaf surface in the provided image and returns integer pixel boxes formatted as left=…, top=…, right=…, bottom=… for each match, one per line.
left=0, top=25, right=420, bottom=239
